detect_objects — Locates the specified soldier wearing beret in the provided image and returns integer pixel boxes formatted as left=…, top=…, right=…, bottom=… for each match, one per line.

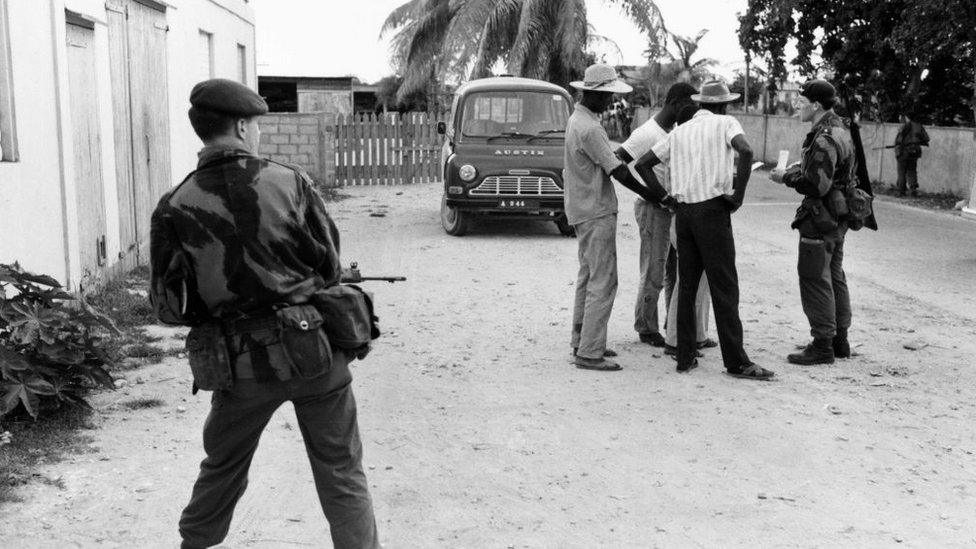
left=771, top=79, right=856, bottom=365
left=150, top=78, right=379, bottom=548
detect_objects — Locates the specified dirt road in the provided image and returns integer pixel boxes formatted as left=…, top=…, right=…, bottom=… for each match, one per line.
left=2, top=178, right=975, bottom=548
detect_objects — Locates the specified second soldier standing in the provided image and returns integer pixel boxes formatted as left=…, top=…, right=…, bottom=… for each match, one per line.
left=771, top=79, right=856, bottom=365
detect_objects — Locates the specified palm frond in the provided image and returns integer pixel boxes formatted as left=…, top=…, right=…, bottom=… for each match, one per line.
left=380, top=0, right=426, bottom=38
left=602, top=0, right=668, bottom=58
left=470, top=0, right=522, bottom=78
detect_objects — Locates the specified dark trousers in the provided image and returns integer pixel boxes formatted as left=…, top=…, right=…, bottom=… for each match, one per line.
left=674, top=197, right=750, bottom=369
left=179, top=355, right=379, bottom=549
left=896, top=156, right=919, bottom=194
left=798, top=223, right=851, bottom=339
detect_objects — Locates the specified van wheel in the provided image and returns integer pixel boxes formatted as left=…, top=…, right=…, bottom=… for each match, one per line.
left=554, top=214, right=575, bottom=237
left=440, top=195, right=469, bottom=236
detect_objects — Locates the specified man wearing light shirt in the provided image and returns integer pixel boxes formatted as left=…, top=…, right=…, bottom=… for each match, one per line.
left=635, top=80, right=773, bottom=381
left=615, top=83, right=696, bottom=348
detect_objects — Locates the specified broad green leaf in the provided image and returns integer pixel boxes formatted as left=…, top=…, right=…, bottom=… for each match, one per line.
left=0, top=348, right=32, bottom=372
left=23, top=375, right=57, bottom=396
left=1, top=383, right=22, bottom=416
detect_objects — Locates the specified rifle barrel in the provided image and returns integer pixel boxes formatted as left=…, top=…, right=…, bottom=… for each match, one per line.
left=358, top=276, right=407, bottom=282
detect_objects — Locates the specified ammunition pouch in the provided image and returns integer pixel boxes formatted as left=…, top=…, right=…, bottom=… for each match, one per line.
left=274, top=304, right=333, bottom=380
left=311, top=284, right=380, bottom=351
left=186, top=323, right=233, bottom=393
left=845, top=187, right=874, bottom=231
left=185, top=303, right=334, bottom=393
left=791, top=197, right=837, bottom=238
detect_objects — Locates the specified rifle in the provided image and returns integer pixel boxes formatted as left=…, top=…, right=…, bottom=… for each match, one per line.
left=340, top=262, right=406, bottom=284
left=838, top=87, right=879, bottom=231
left=871, top=144, right=896, bottom=150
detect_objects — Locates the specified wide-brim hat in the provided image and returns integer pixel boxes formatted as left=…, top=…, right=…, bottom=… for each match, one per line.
left=570, top=63, right=633, bottom=94
left=691, top=80, right=741, bottom=104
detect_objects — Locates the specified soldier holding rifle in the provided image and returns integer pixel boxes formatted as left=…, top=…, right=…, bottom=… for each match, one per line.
left=149, top=79, right=382, bottom=549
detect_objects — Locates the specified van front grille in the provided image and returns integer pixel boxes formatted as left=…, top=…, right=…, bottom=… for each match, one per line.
left=469, top=176, right=562, bottom=196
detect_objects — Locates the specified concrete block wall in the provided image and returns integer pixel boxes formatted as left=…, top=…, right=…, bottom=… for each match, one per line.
left=258, top=112, right=337, bottom=187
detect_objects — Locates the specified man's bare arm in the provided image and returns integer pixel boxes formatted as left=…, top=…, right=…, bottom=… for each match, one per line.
left=632, top=150, right=670, bottom=203
left=610, top=163, right=663, bottom=203
left=728, top=134, right=753, bottom=211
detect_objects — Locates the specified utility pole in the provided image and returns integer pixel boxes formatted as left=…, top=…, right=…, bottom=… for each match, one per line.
left=744, top=53, right=751, bottom=113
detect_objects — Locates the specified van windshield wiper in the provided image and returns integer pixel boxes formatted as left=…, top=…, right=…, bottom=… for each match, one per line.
left=527, top=129, right=565, bottom=142
left=486, top=132, right=536, bottom=142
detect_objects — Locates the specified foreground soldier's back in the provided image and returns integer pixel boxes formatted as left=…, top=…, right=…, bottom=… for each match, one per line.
left=149, top=78, right=380, bottom=549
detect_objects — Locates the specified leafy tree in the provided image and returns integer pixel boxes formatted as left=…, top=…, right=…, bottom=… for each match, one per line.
left=374, top=75, right=430, bottom=112
left=729, top=69, right=763, bottom=109
left=738, top=0, right=976, bottom=126
left=667, top=29, right=717, bottom=84
left=382, top=0, right=668, bottom=101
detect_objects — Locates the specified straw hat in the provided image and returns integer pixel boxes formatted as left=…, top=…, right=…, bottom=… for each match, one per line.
left=570, top=63, right=633, bottom=94
left=691, top=80, right=741, bottom=104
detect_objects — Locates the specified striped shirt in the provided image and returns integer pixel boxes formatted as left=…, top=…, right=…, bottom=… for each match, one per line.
left=650, top=110, right=744, bottom=204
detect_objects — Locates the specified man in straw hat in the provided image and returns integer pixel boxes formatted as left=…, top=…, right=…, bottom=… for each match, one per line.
left=634, top=80, right=774, bottom=380
left=564, top=63, right=672, bottom=371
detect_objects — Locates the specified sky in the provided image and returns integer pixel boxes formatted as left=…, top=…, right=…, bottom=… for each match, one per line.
left=253, top=0, right=749, bottom=83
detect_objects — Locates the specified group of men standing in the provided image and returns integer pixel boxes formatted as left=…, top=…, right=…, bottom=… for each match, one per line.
left=564, top=63, right=862, bottom=380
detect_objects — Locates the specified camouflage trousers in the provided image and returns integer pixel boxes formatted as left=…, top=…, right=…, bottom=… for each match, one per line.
left=179, top=354, right=379, bottom=549
left=798, top=222, right=851, bottom=339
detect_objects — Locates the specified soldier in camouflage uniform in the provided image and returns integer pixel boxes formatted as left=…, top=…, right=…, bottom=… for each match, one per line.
left=771, top=79, right=856, bottom=365
left=150, top=79, right=379, bottom=549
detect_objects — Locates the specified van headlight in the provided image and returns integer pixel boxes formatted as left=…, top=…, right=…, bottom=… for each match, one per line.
left=459, top=164, right=477, bottom=182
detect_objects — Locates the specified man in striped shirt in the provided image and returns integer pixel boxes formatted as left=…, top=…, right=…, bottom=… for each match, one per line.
left=615, top=83, right=696, bottom=348
left=635, top=80, right=774, bottom=381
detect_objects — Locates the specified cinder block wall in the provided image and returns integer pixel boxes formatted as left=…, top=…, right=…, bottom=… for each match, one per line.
left=258, top=113, right=337, bottom=187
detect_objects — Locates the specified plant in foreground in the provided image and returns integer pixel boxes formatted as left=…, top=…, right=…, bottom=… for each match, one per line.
left=0, top=263, right=117, bottom=420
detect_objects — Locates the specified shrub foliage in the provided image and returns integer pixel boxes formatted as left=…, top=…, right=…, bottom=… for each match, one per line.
left=0, top=263, right=117, bottom=419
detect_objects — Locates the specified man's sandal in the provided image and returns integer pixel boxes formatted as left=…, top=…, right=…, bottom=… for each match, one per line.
left=726, top=363, right=775, bottom=381
left=573, top=348, right=618, bottom=357
left=574, top=356, right=623, bottom=371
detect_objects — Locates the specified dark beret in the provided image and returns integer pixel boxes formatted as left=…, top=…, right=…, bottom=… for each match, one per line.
left=800, top=79, right=836, bottom=109
left=189, top=78, right=268, bottom=117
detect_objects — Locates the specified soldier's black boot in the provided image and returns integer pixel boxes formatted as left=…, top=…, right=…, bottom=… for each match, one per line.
left=788, top=338, right=835, bottom=365
left=833, top=329, right=851, bottom=358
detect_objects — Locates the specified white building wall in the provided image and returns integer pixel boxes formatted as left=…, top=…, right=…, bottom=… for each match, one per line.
left=166, top=0, right=256, bottom=181
left=0, top=0, right=254, bottom=289
left=0, top=0, right=74, bottom=285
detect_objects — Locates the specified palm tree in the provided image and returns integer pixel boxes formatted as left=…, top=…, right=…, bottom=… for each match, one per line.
left=382, top=0, right=668, bottom=102
left=667, top=29, right=717, bottom=84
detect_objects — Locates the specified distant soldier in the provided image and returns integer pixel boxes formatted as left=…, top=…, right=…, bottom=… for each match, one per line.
left=771, top=79, right=856, bottom=365
left=150, top=79, right=379, bottom=549
left=894, top=111, right=930, bottom=197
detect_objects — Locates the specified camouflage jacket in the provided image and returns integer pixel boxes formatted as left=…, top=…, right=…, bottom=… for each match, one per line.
left=149, top=145, right=342, bottom=321
left=894, top=121, right=929, bottom=159
left=783, top=111, right=857, bottom=198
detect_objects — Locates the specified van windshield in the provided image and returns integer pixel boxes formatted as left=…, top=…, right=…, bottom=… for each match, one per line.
left=459, top=90, right=570, bottom=140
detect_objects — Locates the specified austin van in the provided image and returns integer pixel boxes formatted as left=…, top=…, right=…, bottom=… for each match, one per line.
left=437, top=76, right=574, bottom=236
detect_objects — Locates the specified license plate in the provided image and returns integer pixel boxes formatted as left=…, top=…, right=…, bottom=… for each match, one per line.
left=498, top=199, right=538, bottom=209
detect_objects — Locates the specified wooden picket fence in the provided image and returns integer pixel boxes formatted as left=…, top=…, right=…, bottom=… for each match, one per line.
left=334, top=112, right=447, bottom=186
